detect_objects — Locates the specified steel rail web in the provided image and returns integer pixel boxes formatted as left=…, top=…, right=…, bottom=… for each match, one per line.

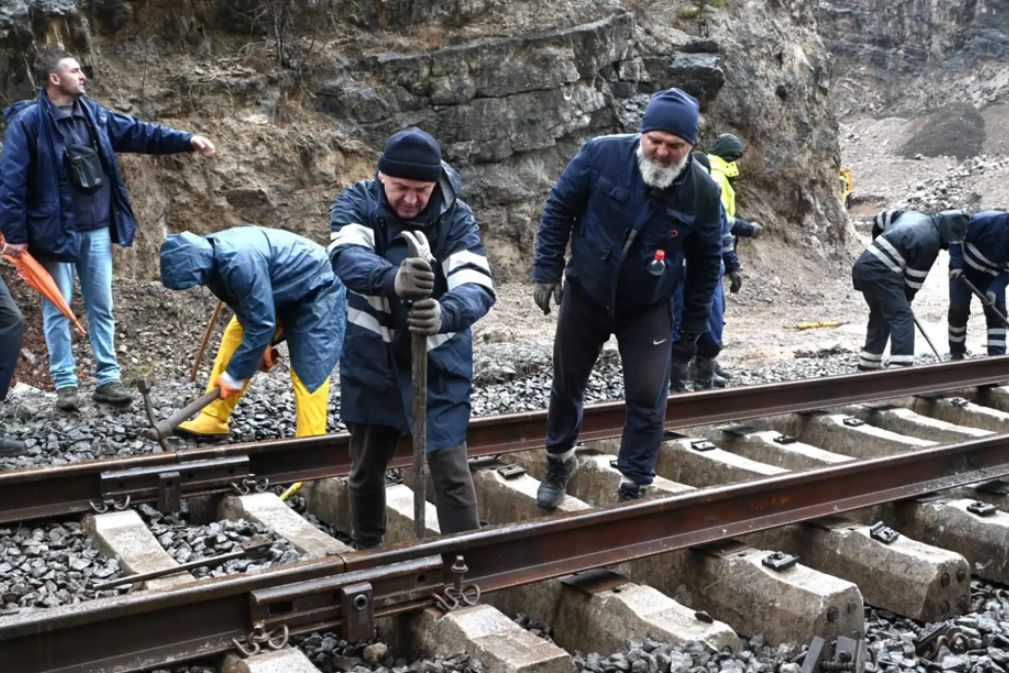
left=0, top=357, right=1008, bottom=524
left=4, top=433, right=1009, bottom=672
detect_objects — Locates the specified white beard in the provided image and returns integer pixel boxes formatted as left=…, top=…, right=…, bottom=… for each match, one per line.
left=636, top=144, right=689, bottom=189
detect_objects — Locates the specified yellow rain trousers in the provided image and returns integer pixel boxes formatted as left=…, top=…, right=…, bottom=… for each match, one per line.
left=179, top=316, right=329, bottom=438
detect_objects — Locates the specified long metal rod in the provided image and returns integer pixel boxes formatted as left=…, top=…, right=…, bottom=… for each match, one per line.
left=91, top=540, right=272, bottom=590
left=4, top=433, right=1009, bottom=673
left=960, top=275, right=1009, bottom=329
left=913, top=313, right=943, bottom=360
left=1, top=358, right=1008, bottom=524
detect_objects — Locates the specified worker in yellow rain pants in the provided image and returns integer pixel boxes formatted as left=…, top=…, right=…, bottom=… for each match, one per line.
left=179, top=316, right=330, bottom=438
left=159, top=226, right=345, bottom=440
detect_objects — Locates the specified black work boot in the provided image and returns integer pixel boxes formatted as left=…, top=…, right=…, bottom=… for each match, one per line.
left=428, top=444, right=480, bottom=534
left=714, top=359, right=733, bottom=380
left=536, top=452, right=580, bottom=509
left=0, top=436, right=26, bottom=457
left=692, top=356, right=716, bottom=390
left=93, top=381, right=133, bottom=405
left=669, top=360, right=690, bottom=394
left=618, top=481, right=647, bottom=502
left=56, top=386, right=80, bottom=412
left=950, top=352, right=965, bottom=361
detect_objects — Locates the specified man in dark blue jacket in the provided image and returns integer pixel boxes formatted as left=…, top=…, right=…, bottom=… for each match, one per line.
left=0, top=50, right=216, bottom=412
left=948, top=210, right=1009, bottom=358
left=532, top=88, right=723, bottom=506
left=159, top=226, right=346, bottom=438
left=853, top=209, right=967, bottom=369
left=329, top=128, right=495, bottom=549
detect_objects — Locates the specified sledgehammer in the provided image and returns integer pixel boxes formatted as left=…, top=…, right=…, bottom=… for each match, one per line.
left=138, top=379, right=221, bottom=453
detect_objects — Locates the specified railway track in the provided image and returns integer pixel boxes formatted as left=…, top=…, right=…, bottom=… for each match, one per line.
left=4, top=358, right=1009, bottom=673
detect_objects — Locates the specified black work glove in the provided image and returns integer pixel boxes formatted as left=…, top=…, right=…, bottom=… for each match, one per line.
left=408, top=298, right=443, bottom=335
left=728, top=271, right=743, bottom=294
left=534, top=281, right=563, bottom=315
left=671, top=330, right=703, bottom=363
left=395, top=257, right=435, bottom=299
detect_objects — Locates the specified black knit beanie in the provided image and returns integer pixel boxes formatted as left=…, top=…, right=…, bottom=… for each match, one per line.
left=711, top=133, right=746, bottom=162
left=641, top=88, right=699, bottom=145
left=378, top=127, right=443, bottom=182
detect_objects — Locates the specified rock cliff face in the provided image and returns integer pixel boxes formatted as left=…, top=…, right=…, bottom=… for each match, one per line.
left=819, top=0, right=1009, bottom=115
left=0, top=0, right=846, bottom=279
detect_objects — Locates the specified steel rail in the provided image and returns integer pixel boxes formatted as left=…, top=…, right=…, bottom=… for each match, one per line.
left=4, top=432, right=1009, bottom=673
left=0, top=357, right=1007, bottom=524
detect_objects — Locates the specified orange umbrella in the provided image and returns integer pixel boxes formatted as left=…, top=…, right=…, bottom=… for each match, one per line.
left=1, top=235, right=86, bottom=336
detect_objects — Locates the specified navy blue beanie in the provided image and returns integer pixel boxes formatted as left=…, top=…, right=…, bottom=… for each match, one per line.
left=641, top=88, right=700, bottom=145
left=378, top=127, right=443, bottom=182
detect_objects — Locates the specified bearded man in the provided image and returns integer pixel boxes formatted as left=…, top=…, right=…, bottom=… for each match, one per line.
left=530, top=87, right=723, bottom=506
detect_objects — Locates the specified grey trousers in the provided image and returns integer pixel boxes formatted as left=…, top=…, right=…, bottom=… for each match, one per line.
left=347, top=422, right=479, bottom=549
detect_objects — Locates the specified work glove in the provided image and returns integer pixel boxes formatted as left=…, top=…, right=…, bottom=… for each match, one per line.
left=728, top=271, right=743, bottom=294
left=671, top=330, right=703, bottom=364
left=216, top=372, right=244, bottom=399
left=534, top=281, right=563, bottom=315
left=394, top=257, right=435, bottom=299
left=408, top=298, right=442, bottom=335
left=258, top=346, right=279, bottom=373
left=748, top=221, right=763, bottom=238
left=949, top=267, right=964, bottom=280
left=986, top=290, right=998, bottom=306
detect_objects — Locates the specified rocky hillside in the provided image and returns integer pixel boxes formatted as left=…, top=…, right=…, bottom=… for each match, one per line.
left=819, top=0, right=1009, bottom=117
left=0, top=0, right=846, bottom=280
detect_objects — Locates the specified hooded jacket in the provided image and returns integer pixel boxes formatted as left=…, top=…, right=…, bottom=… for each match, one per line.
left=532, top=134, right=722, bottom=330
left=949, top=210, right=1009, bottom=296
left=854, top=210, right=967, bottom=297
left=0, top=91, right=193, bottom=261
left=160, top=226, right=346, bottom=392
left=328, top=164, right=495, bottom=451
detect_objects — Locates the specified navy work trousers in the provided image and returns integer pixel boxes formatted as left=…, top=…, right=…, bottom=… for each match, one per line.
left=545, top=284, right=674, bottom=486
left=948, top=272, right=1007, bottom=356
left=853, top=263, right=915, bottom=368
left=0, top=276, right=25, bottom=400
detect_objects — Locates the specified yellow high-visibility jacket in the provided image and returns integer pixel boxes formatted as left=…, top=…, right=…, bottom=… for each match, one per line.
left=707, top=154, right=740, bottom=218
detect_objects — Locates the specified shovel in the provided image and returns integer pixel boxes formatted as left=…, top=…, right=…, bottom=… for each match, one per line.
left=403, top=230, right=436, bottom=540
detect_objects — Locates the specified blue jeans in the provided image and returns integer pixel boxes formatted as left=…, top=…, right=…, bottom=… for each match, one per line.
left=41, top=227, right=120, bottom=389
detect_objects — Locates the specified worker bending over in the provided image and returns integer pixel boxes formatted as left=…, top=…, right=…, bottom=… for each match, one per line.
left=852, top=210, right=967, bottom=370
left=948, top=210, right=1009, bottom=359
left=159, top=225, right=345, bottom=438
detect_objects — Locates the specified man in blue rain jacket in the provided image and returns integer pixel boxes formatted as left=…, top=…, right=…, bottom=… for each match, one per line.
left=329, top=128, right=495, bottom=548
left=159, top=226, right=345, bottom=439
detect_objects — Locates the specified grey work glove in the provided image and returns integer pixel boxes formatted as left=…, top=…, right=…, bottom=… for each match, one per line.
left=728, top=271, right=743, bottom=294
left=949, top=267, right=964, bottom=280
left=534, top=281, right=563, bottom=315
left=749, top=221, right=762, bottom=238
left=395, top=257, right=435, bottom=299
left=986, top=290, right=998, bottom=306
left=408, top=298, right=442, bottom=335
